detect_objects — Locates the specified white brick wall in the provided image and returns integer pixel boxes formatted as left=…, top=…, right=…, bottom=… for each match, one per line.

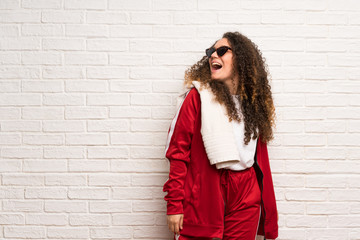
left=0, top=0, right=359, bottom=239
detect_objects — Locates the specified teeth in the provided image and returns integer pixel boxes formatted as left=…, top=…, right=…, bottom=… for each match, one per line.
left=212, top=62, right=222, bottom=67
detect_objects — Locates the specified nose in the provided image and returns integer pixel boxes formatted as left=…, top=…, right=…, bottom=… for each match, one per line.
left=210, top=50, right=218, bottom=58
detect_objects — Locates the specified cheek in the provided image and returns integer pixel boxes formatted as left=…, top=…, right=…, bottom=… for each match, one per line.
left=223, top=56, right=232, bottom=68
left=223, top=60, right=233, bottom=74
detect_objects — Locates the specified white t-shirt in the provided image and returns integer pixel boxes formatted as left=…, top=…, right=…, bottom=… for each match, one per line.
left=223, top=95, right=258, bottom=171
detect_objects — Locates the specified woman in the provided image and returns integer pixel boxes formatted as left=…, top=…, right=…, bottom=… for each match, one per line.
left=163, top=31, right=278, bottom=240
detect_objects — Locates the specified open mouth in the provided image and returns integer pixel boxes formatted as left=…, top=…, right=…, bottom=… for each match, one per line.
left=211, top=62, right=222, bottom=71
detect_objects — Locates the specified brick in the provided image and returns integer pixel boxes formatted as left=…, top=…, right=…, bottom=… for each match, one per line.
left=0, top=52, right=20, bottom=64
left=45, top=174, right=86, bottom=186
left=88, top=146, right=129, bottom=159
left=88, top=174, right=131, bottom=186
left=156, top=27, right=196, bottom=39
left=0, top=214, right=24, bottom=224
left=174, top=12, right=217, bottom=25
left=69, top=160, right=110, bottom=172
left=130, top=67, right=172, bottom=79
left=44, top=201, right=87, bottom=213
left=108, top=0, right=150, bottom=10
left=262, top=12, right=304, bottom=24
left=25, top=187, right=67, bottom=199
left=43, top=120, right=86, bottom=132
left=4, top=226, right=45, bottom=238
left=112, top=187, right=156, bottom=200
left=43, top=67, right=84, bottom=79
left=111, top=132, right=166, bottom=145
left=0, top=0, right=20, bottom=9
left=131, top=174, right=168, bottom=186
left=22, top=80, right=63, bottom=93
left=22, top=0, right=61, bottom=9
left=0, top=160, right=21, bottom=172
left=65, top=133, right=108, bottom=145
left=307, top=203, right=350, bottom=215
left=65, top=107, right=108, bottom=119
left=65, top=0, right=106, bottom=9
left=2, top=174, right=43, bottom=185
left=130, top=12, right=172, bottom=25
left=305, top=175, right=347, bottom=188
left=69, top=214, right=110, bottom=226
left=66, top=24, right=108, bottom=37
left=68, top=187, right=109, bottom=200
left=22, top=24, right=63, bottom=36
left=0, top=67, right=40, bottom=78
left=198, top=0, right=241, bottom=10
left=131, top=94, right=172, bottom=106
left=153, top=0, right=195, bottom=10
left=87, top=39, right=128, bottom=51
left=44, top=146, right=84, bottom=159
left=285, top=189, right=327, bottom=201
left=90, top=227, right=132, bottom=239
left=22, top=107, right=63, bottom=120
left=43, top=39, right=85, bottom=50
left=86, top=67, right=127, bottom=79
left=26, top=213, right=67, bottom=225
left=329, top=215, right=360, bottom=227
left=112, top=160, right=168, bottom=173
left=0, top=133, right=21, bottom=144
left=0, top=188, right=24, bottom=198
left=65, top=53, right=108, bottom=65
left=133, top=226, right=170, bottom=238
left=277, top=202, right=305, bottom=214
left=47, top=227, right=89, bottom=238
left=87, top=120, right=129, bottom=132
left=42, top=11, right=84, bottom=23
left=43, top=94, right=84, bottom=106
left=2, top=200, right=42, bottom=212
left=110, top=80, right=151, bottom=93
left=131, top=119, right=170, bottom=132
left=1, top=147, right=42, bottom=158
left=112, top=213, right=154, bottom=225
left=130, top=146, right=166, bottom=159
left=65, top=80, right=106, bottom=92
left=86, top=11, right=127, bottom=24
left=286, top=160, right=327, bottom=173
left=0, top=25, right=19, bottom=37
left=90, top=201, right=131, bottom=213
left=132, top=200, right=165, bottom=212
left=0, top=11, right=40, bottom=23
left=110, top=25, right=151, bottom=37
left=87, top=93, right=129, bottom=106
left=329, top=190, right=360, bottom=201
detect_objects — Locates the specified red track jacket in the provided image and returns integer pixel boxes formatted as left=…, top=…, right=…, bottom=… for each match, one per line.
left=163, top=87, right=278, bottom=239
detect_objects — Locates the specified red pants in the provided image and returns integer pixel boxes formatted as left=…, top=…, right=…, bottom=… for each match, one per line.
left=175, top=166, right=261, bottom=240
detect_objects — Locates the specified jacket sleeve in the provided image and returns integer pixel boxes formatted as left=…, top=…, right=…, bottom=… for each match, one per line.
left=162, top=88, right=198, bottom=215
left=257, top=136, right=279, bottom=239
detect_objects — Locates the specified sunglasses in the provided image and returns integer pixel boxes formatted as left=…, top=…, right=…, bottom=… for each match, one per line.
left=205, top=46, right=232, bottom=58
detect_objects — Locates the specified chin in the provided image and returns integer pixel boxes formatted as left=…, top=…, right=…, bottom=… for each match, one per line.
left=211, top=76, right=224, bottom=81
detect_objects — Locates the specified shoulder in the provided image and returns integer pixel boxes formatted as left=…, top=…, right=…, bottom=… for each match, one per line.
left=184, top=87, right=200, bottom=106
left=177, top=87, right=201, bottom=115
left=187, top=87, right=200, bottom=100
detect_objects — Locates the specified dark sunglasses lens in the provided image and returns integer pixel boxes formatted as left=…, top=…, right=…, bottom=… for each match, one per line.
left=217, top=47, right=228, bottom=57
left=206, top=47, right=215, bottom=57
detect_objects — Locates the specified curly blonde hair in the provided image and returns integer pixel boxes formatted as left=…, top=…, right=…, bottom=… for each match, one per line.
left=184, top=31, right=276, bottom=145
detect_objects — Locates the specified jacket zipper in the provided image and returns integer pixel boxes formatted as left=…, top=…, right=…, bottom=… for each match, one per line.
left=254, top=151, right=266, bottom=240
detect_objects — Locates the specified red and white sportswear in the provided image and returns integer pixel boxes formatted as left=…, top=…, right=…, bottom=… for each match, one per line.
left=163, top=87, right=278, bottom=239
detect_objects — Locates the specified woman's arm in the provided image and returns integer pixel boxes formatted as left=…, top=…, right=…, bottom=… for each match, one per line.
left=163, top=88, right=198, bottom=215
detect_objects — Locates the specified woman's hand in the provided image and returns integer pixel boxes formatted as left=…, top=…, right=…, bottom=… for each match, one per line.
left=167, top=214, right=184, bottom=234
